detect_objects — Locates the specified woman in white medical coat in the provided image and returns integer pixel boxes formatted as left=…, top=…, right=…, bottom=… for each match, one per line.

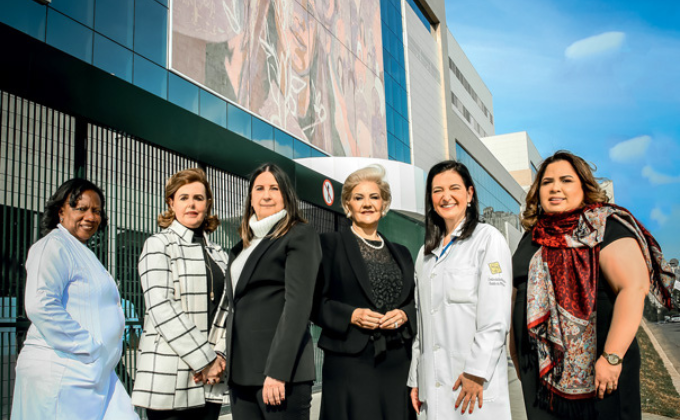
left=408, top=161, right=512, bottom=419
left=12, top=179, right=138, bottom=420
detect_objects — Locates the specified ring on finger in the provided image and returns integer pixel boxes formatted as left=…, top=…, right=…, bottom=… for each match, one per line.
left=395, top=321, right=400, bottom=328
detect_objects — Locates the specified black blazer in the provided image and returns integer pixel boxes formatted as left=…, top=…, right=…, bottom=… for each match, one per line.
left=227, top=222, right=322, bottom=386
left=314, top=229, right=416, bottom=355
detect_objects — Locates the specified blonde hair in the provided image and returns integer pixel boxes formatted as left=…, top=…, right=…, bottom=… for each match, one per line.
left=157, top=168, right=220, bottom=233
left=341, top=164, right=392, bottom=217
left=522, top=151, right=609, bottom=231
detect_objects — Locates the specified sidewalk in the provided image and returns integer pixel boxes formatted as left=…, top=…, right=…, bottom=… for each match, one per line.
left=220, top=353, right=677, bottom=419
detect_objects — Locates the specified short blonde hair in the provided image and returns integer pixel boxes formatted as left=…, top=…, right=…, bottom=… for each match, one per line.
left=158, top=168, right=220, bottom=233
left=341, top=164, right=392, bottom=217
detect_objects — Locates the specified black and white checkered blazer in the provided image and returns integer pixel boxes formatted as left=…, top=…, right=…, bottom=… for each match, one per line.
left=131, top=220, right=231, bottom=410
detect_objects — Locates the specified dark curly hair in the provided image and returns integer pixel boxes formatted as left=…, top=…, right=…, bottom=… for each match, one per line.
left=40, top=178, right=108, bottom=237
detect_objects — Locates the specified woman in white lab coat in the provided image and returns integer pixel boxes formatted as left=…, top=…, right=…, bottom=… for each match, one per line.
left=408, top=161, right=512, bottom=419
left=12, top=179, right=138, bottom=420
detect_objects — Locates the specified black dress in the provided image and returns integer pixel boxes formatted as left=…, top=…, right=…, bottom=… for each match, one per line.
left=319, top=235, right=416, bottom=420
left=512, top=217, right=641, bottom=420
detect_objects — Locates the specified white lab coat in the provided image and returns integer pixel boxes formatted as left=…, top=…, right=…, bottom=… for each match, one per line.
left=11, top=225, right=138, bottom=420
left=408, top=222, right=512, bottom=420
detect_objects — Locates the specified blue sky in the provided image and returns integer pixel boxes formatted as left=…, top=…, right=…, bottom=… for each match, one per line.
left=444, top=0, right=680, bottom=259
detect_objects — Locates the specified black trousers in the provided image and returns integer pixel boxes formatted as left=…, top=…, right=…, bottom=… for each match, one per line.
left=146, top=402, right=222, bottom=420
left=230, top=382, right=313, bottom=420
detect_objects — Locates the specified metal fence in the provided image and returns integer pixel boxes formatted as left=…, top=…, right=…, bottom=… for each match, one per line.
left=0, top=90, right=342, bottom=417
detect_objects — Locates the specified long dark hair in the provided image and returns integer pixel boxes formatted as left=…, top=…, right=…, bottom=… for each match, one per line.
left=40, top=178, right=108, bottom=237
left=424, top=161, right=480, bottom=254
left=239, top=163, right=307, bottom=246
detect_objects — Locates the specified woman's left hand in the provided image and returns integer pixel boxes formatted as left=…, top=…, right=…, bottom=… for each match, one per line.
left=594, top=356, right=622, bottom=399
left=262, top=376, right=286, bottom=405
left=378, top=309, right=407, bottom=330
left=454, top=372, right=484, bottom=414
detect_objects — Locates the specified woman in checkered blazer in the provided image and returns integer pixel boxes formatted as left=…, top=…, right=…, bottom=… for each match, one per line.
left=132, top=168, right=231, bottom=420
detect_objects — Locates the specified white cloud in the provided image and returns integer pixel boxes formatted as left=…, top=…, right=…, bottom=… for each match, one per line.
left=609, top=135, right=651, bottom=163
left=641, top=166, right=680, bottom=185
left=651, top=207, right=669, bottom=226
left=565, top=32, right=626, bottom=60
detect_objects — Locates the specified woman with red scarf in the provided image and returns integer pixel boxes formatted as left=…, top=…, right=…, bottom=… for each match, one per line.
left=509, top=151, right=675, bottom=420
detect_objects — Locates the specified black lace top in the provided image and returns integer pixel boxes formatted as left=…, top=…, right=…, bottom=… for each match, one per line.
left=354, top=235, right=403, bottom=311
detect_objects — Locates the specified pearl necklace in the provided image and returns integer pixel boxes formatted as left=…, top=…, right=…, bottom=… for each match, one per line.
left=351, top=226, right=385, bottom=250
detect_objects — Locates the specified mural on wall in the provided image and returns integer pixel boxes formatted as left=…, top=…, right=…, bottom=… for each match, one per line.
left=171, top=0, right=387, bottom=158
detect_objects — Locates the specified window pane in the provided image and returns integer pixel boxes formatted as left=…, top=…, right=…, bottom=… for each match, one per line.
left=311, top=148, right=326, bottom=158
left=0, top=0, right=46, bottom=41
left=46, top=10, right=93, bottom=64
left=293, top=140, right=312, bottom=159
left=134, top=0, right=167, bottom=66
left=252, top=118, right=274, bottom=150
left=274, top=129, right=294, bottom=159
left=133, top=54, right=167, bottom=98
left=168, top=73, right=199, bottom=113
left=199, top=90, right=227, bottom=128
left=95, top=0, right=134, bottom=48
left=227, top=103, right=252, bottom=139
left=50, top=0, right=94, bottom=28
left=94, top=35, right=133, bottom=82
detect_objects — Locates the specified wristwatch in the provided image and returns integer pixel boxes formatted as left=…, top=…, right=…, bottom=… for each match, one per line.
left=602, top=351, right=622, bottom=365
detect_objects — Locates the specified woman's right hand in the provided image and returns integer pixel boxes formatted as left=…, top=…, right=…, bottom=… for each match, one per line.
left=351, top=308, right=384, bottom=330
left=410, top=387, right=422, bottom=414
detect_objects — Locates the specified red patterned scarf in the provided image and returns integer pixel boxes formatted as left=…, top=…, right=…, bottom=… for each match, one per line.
left=526, top=203, right=675, bottom=418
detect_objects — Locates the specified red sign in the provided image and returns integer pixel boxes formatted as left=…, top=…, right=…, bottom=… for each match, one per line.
left=322, top=179, right=334, bottom=206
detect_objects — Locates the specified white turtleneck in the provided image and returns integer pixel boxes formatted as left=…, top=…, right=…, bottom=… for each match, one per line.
left=230, top=209, right=287, bottom=292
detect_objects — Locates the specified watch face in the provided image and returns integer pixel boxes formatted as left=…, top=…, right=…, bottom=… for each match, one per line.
left=607, top=353, right=621, bottom=364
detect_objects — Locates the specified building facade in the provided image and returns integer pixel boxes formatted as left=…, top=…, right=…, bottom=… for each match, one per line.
left=0, top=0, right=527, bottom=416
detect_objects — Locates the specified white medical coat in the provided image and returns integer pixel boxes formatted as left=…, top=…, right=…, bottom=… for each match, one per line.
left=408, top=223, right=512, bottom=420
left=11, top=225, right=138, bottom=420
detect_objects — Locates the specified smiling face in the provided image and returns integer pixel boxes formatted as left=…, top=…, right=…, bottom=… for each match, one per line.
left=59, top=190, right=102, bottom=243
left=251, top=171, right=285, bottom=220
left=539, top=160, right=585, bottom=214
left=347, top=181, right=384, bottom=230
left=431, top=170, right=473, bottom=232
left=169, top=182, right=208, bottom=229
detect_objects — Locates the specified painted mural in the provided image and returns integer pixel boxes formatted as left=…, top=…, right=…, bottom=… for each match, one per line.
left=171, top=0, right=387, bottom=158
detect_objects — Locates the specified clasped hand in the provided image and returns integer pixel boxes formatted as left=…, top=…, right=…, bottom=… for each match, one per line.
left=350, top=308, right=407, bottom=330
left=193, top=355, right=226, bottom=385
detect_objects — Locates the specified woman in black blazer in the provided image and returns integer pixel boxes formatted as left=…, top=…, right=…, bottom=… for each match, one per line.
left=227, top=163, right=321, bottom=420
left=315, top=164, right=417, bottom=420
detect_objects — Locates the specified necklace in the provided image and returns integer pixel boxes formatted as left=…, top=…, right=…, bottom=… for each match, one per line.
left=350, top=225, right=385, bottom=250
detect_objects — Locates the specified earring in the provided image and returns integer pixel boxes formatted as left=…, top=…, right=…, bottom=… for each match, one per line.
left=60, top=217, right=64, bottom=223
left=537, top=203, right=543, bottom=214
left=346, top=211, right=352, bottom=219
left=382, top=210, right=387, bottom=217
left=467, top=202, right=471, bottom=208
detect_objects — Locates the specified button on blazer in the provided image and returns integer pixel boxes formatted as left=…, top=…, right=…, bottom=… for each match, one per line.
left=228, top=222, right=322, bottom=386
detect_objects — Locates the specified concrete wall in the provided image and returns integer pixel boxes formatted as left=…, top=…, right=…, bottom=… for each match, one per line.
left=404, top=3, right=446, bottom=173
left=447, top=32, right=495, bottom=138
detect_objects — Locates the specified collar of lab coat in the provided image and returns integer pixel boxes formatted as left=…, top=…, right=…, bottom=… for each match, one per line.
left=430, top=218, right=466, bottom=261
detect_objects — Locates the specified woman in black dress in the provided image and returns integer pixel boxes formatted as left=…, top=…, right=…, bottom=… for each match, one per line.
left=510, top=151, right=675, bottom=420
left=315, top=164, right=416, bottom=420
